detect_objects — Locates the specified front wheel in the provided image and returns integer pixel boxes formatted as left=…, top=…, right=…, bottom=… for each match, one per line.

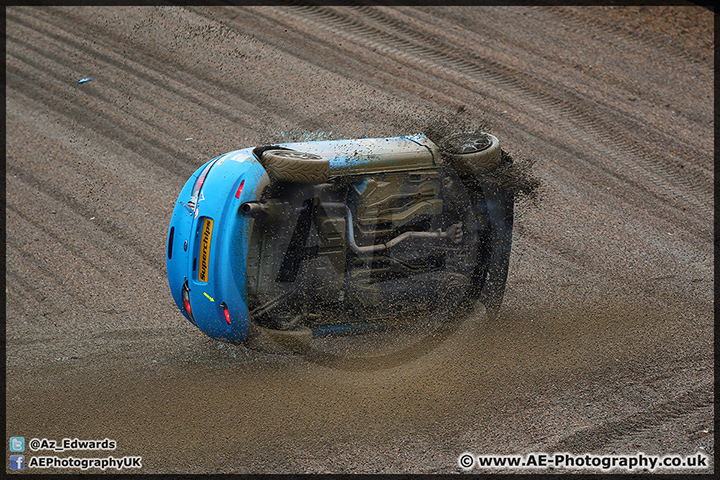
left=469, top=181, right=514, bottom=319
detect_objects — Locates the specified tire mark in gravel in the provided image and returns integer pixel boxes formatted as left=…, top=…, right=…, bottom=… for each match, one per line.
left=8, top=7, right=264, bottom=176
left=6, top=203, right=123, bottom=288
left=5, top=240, right=86, bottom=314
left=178, top=5, right=431, bottom=134
left=266, top=6, right=711, bottom=220
left=5, top=59, right=191, bottom=185
left=546, top=383, right=714, bottom=453
left=194, top=6, right=501, bottom=123
left=37, top=7, right=316, bottom=139
left=5, top=22, right=190, bottom=155
left=6, top=10, right=199, bottom=178
left=39, top=6, right=268, bottom=133
left=5, top=268, right=68, bottom=319
left=514, top=7, right=714, bottom=176
left=6, top=164, right=166, bottom=275
left=547, top=6, right=712, bottom=67
left=5, top=97, right=167, bottom=273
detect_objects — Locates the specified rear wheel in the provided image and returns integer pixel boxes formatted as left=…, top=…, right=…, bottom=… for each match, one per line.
left=260, top=149, right=329, bottom=183
left=440, top=132, right=502, bottom=175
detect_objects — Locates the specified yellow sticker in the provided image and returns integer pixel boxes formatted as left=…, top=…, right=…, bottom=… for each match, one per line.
left=198, top=218, right=213, bottom=283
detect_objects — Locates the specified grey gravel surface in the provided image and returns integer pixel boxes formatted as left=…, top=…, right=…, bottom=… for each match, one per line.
left=5, top=5, right=713, bottom=474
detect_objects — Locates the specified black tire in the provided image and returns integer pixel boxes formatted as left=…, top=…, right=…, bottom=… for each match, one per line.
left=260, top=149, right=329, bottom=183
left=469, top=181, right=514, bottom=319
left=440, top=132, right=503, bottom=175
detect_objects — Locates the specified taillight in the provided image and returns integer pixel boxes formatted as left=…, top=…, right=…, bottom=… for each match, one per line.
left=182, top=281, right=195, bottom=325
left=235, top=180, right=245, bottom=199
left=221, top=302, right=231, bottom=325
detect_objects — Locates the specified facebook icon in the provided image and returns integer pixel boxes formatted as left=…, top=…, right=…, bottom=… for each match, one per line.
left=10, top=454, right=25, bottom=470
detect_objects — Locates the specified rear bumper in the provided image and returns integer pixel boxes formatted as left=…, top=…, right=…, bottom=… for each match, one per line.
left=166, top=150, right=270, bottom=343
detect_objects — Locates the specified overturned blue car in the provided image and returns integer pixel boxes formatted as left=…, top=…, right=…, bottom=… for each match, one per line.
left=166, top=133, right=513, bottom=346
